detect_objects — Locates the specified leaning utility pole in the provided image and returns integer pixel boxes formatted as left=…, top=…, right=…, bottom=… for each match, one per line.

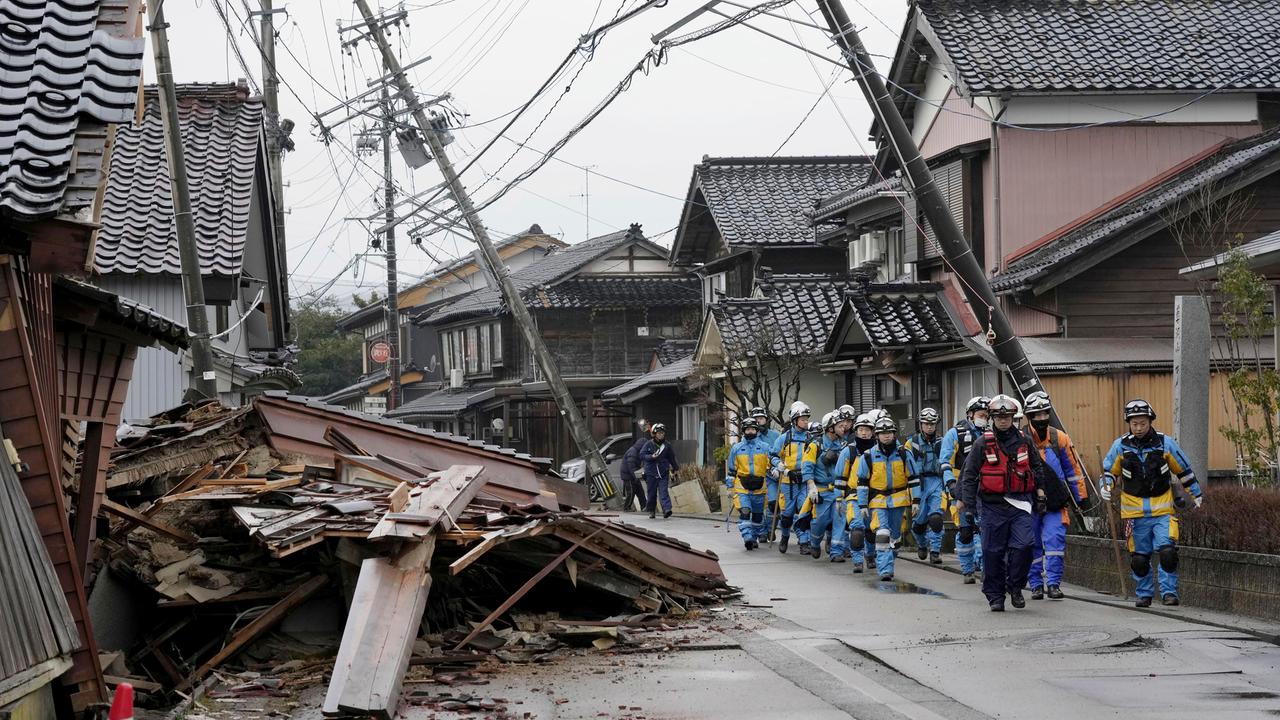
left=148, top=1, right=219, bottom=400
left=352, top=0, right=613, bottom=494
left=257, top=0, right=290, bottom=279
left=380, top=87, right=401, bottom=411
left=815, top=0, right=1049, bottom=403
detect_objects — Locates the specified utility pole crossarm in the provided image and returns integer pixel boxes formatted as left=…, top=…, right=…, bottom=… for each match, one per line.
left=352, top=0, right=613, bottom=495
left=814, top=0, right=1049, bottom=409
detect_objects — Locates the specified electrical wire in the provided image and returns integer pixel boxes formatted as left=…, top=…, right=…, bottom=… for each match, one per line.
left=771, top=64, right=842, bottom=155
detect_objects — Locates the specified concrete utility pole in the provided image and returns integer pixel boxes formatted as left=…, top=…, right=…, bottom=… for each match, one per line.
left=381, top=88, right=401, bottom=410
left=352, top=0, right=613, bottom=494
left=148, top=0, right=219, bottom=401
left=257, top=0, right=290, bottom=299
left=814, top=0, right=1050, bottom=405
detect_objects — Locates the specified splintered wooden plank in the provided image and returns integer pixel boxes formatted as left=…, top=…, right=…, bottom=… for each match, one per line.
left=175, top=575, right=328, bottom=693
left=100, top=499, right=198, bottom=544
left=368, top=465, right=483, bottom=542
left=324, top=540, right=434, bottom=719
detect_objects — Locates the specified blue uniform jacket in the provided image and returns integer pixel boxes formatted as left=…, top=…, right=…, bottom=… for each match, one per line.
left=905, top=432, right=943, bottom=480
left=940, top=421, right=984, bottom=490
left=619, top=437, right=648, bottom=478
left=772, top=426, right=809, bottom=478
left=641, top=439, right=680, bottom=482
left=802, top=433, right=845, bottom=486
left=726, top=436, right=775, bottom=487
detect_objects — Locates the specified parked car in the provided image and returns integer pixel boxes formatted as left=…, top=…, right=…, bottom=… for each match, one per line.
left=559, top=433, right=633, bottom=502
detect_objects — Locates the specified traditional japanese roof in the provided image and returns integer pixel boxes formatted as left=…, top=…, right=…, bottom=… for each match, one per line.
left=671, top=156, right=871, bottom=263
left=826, top=282, right=962, bottom=356
left=384, top=386, right=497, bottom=422
left=655, top=339, right=697, bottom=366
left=704, top=273, right=861, bottom=358
left=526, top=277, right=699, bottom=310
left=916, top=0, right=1280, bottom=96
left=602, top=355, right=694, bottom=403
left=52, top=277, right=189, bottom=351
left=1179, top=229, right=1280, bottom=279
left=0, top=0, right=144, bottom=223
left=811, top=173, right=905, bottom=223
left=420, top=224, right=673, bottom=325
left=94, top=83, right=265, bottom=276
left=319, top=370, right=389, bottom=405
left=993, top=128, right=1280, bottom=295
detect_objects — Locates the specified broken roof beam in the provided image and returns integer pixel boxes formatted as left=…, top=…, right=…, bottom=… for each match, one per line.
left=100, top=499, right=199, bottom=545
left=368, top=465, right=483, bottom=541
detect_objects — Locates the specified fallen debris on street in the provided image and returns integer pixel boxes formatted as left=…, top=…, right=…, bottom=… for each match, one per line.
left=92, top=393, right=732, bottom=717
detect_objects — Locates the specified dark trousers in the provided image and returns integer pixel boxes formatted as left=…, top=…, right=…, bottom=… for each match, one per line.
left=978, top=499, right=1035, bottom=603
left=622, top=470, right=648, bottom=510
left=646, top=474, right=671, bottom=513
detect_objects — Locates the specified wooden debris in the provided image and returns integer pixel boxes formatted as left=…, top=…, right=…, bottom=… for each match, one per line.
left=100, top=499, right=198, bottom=544
left=369, top=465, right=483, bottom=541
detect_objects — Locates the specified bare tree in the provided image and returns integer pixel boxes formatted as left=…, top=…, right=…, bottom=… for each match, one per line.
left=694, top=318, right=817, bottom=437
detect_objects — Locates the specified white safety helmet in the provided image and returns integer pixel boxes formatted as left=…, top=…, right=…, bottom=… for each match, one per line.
left=789, top=400, right=812, bottom=421
left=965, top=396, right=991, bottom=415
left=821, top=410, right=840, bottom=430
left=1023, top=391, right=1052, bottom=415
left=1124, top=399, right=1156, bottom=421
left=854, top=413, right=874, bottom=430
left=873, top=416, right=897, bottom=434
left=918, top=407, right=940, bottom=424
left=837, top=404, right=857, bottom=422
left=988, top=394, right=1020, bottom=417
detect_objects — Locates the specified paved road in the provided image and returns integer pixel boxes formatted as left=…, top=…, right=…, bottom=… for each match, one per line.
left=620, top=514, right=1280, bottom=720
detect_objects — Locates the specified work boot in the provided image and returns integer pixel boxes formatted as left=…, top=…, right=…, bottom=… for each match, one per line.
left=852, top=564, right=863, bottom=574
left=1010, top=591, right=1026, bottom=609
left=1030, top=586, right=1044, bottom=601
left=648, top=509, right=656, bottom=519
left=799, top=544, right=811, bottom=557
left=989, top=599, right=1005, bottom=612
left=865, top=556, right=875, bottom=571
left=917, top=546, right=928, bottom=560
left=879, top=573, right=892, bottom=581
left=663, top=510, right=672, bottom=519
left=830, top=555, right=846, bottom=563
left=810, top=543, right=824, bottom=560
left=778, top=535, right=790, bottom=554
left=963, top=573, right=975, bottom=585
left=1047, top=585, right=1064, bottom=600
left=930, top=551, right=942, bottom=565
left=1162, top=594, right=1180, bottom=606
left=1135, top=596, right=1152, bottom=608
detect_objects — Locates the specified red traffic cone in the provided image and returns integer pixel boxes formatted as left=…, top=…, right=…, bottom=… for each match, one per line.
left=108, top=682, right=134, bottom=720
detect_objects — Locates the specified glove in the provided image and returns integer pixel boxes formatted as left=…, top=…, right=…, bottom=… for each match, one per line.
left=1098, top=484, right=1112, bottom=502
left=725, top=476, right=734, bottom=490
left=768, top=466, right=780, bottom=480
left=1034, top=493, right=1048, bottom=515
left=808, top=488, right=819, bottom=503
left=963, top=512, right=976, bottom=527
left=1194, top=495, right=1203, bottom=509
left=910, top=500, right=920, bottom=517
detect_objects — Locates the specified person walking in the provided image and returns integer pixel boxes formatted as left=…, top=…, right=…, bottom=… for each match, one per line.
left=726, top=417, right=773, bottom=550
left=618, top=423, right=651, bottom=512
left=941, top=396, right=990, bottom=583
left=855, top=415, right=921, bottom=581
left=771, top=401, right=813, bottom=554
left=751, top=406, right=781, bottom=541
left=1100, top=399, right=1203, bottom=607
left=641, top=423, right=680, bottom=519
left=959, top=395, right=1051, bottom=612
left=1022, top=391, right=1086, bottom=600
left=802, top=411, right=846, bottom=561
left=905, top=408, right=946, bottom=565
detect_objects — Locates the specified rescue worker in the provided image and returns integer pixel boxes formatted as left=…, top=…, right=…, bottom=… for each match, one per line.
left=618, top=422, right=651, bottom=512
left=959, top=395, right=1051, bottom=612
left=835, top=437, right=868, bottom=571
left=751, top=406, right=782, bottom=540
left=1023, top=391, right=1086, bottom=600
left=855, top=415, right=921, bottom=581
left=837, top=405, right=858, bottom=441
left=1100, top=400, right=1203, bottom=608
left=771, top=401, right=813, bottom=554
left=802, top=411, right=846, bottom=561
left=726, top=417, right=773, bottom=550
left=641, top=423, right=680, bottom=519
left=905, top=408, right=945, bottom=565
left=847, top=413, right=879, bottom=569
left=941, top=396, right=990, bottom=583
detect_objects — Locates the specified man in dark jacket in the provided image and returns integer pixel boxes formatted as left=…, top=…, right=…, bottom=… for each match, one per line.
left=641, top=423, right=680, bottom=519
left=960, top=394, right=1051, bottom=612
left=619, top=425, right=651, bottom=512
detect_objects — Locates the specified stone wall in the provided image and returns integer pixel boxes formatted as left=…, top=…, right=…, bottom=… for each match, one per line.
left=1065, top=535, right=1280, bottom=622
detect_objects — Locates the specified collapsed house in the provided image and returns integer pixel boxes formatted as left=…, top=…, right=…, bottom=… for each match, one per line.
left=94, top=392, right=730, bottom=717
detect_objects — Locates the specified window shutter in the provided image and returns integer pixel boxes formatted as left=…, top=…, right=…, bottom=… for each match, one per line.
left=918, top=160, right=965, bottom=260
left=903, top=192, right=919, bottom=264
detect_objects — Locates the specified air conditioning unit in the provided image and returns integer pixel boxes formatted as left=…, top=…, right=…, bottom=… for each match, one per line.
left=450, top=368, right=464, bottom=389
left=636, top=327, right=650, bottom=337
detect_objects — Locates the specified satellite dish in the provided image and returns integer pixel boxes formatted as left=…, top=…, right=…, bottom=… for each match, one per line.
left=491, top=418, right=505, bottom=432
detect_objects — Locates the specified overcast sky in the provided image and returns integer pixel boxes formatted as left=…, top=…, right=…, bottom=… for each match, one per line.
left=152, top=0, right=909, bottom=306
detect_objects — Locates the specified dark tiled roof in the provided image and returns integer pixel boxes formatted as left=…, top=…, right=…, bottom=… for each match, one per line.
left=918, top=0, right=1280, bottom=95
left=384, top=386, right=495, bottom=421
left=845, top=283, right=961, bottom=350
left=812, top=174, right=905, bottom=222
left=709, top=273, right=860, bottom=356
left=602, top=355, right=694, bottom=400
left=424, top=224, right=563, bottom=279
left=695, top=156, right=871, bottom=246
left=319, top=370, right=388, bottom=405
left=95, top=83, right=263, bottom=275
left=993, top=128, right=1280, bottom=294
left=0, top=1, right=144, bottom=222
left=1180, top=228, right=1280, bottom=279
left=53, top=277, right=189, bottom=350
left=655, top=339, right=697, bottom=365
left=527, top=277, right=699, bottom=310
left=421, top=224, right=655, bottom=325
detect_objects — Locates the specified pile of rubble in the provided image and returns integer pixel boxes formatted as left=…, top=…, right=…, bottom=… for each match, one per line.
left=93, top=393, right=731, bottom=718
